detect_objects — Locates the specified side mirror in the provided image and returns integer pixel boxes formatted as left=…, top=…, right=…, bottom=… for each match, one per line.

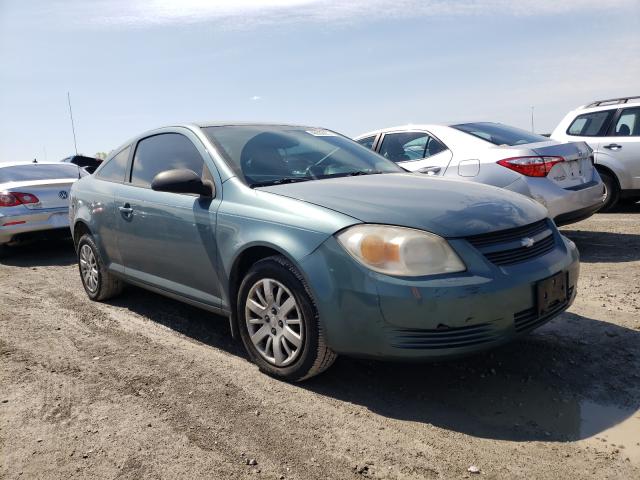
left=151, top=169, right=214, bottom=197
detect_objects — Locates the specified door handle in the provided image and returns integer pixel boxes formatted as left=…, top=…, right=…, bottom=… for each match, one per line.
left=418, top=166, right=441, bottom=175
left=603, top=144, right=622, bottom=150
left=118, top=204, right=133, bottom=217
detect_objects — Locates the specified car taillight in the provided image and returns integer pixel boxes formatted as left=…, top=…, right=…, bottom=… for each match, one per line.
left=0, top=192, right=40, bottom=207
left=496, top=156, right=565, bottom=177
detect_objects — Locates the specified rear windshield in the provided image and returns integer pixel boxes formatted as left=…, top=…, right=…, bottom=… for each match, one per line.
left=0, top=164, right=80, bottom=183
left=452, top=122, right=549, bottom=146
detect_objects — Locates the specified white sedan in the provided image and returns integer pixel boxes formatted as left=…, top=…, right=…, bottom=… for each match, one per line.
left=355, top=122, right=605, bottom=226
left=0, top=162, right=85, bottom=255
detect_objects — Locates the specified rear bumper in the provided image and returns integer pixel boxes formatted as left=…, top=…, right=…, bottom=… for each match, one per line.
left=0, top=207, right=70, bottom=245
left=526, top=176, right=605, bottom=223
left=554, top=202, right=603, bottom=226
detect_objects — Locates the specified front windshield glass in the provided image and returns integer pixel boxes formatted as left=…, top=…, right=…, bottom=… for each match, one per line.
left=203, top=125, right=403, bottom=187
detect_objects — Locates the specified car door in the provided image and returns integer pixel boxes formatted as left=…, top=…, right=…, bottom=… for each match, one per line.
left=116, top=129, right=223, bottom=307
left=376, top=131, right=453, bottom=175
left=90, top=145, right=133, bottom=271
left=600, top=107, right=640, bottom=189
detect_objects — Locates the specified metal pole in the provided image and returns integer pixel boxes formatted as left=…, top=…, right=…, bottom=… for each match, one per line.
left=67, top=92, right=78, bottom=155
left=530, top=106, right=535, bottom=133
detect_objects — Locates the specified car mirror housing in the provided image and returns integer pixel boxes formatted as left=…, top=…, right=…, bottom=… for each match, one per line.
left=151, top=169, right=214, bottom=197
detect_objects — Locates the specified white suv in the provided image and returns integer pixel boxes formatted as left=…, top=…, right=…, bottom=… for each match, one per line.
left=552, top=96, right=640, bottom=210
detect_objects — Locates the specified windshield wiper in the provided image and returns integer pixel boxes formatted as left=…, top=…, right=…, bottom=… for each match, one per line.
left=252, top=177, right=312, bottom=187
left=344, top=170, right=385, bottom=177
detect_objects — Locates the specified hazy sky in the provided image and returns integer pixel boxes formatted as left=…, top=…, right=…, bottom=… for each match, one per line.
left=0, top=0, right=638, bottom=162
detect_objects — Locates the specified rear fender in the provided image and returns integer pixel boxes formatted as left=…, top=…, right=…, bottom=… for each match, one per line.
left=594, top=152, right=633, bottom=190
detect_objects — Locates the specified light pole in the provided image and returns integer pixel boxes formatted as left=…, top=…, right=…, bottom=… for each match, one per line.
left=530, top=106, right=535, bottom=134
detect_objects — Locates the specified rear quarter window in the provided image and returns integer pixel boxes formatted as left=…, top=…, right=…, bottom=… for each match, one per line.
left=95, top=146, right=131, bottom=183
left=567, top=110, right=614, bottom=137
left=356, top=136, right=376, bottom=150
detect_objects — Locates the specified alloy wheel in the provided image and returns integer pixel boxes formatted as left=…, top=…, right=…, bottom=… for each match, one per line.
left=79, top=244, right=99, bottom=293
left=245, top=278, right=303, bottom=367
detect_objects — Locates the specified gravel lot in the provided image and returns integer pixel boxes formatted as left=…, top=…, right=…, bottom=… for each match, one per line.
left=1, top=207, right=639, bottom=479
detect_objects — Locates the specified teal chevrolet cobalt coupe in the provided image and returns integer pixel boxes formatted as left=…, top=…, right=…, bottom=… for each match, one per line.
left=70, top=123, right=579, bottom=381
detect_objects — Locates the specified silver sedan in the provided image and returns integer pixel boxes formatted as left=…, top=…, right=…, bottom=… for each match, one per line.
left=0, top=162, right=85, bottom=255
left=355, top=122, right=605, bottom=226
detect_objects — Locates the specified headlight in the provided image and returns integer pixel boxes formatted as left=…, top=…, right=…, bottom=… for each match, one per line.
left=336, top=224, right=466, bottom=276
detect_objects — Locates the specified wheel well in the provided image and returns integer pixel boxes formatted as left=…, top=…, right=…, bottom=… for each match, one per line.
left=595, top=164, right=620, bottom=190
left=73, top=222, right=92, bottom=251
left=228, top=246, right=283, bottom=338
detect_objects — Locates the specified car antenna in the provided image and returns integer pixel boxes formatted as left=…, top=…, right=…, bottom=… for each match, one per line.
left=33, top=158, right=38, bottom=163
left=67, top=92, right=79, bottom=155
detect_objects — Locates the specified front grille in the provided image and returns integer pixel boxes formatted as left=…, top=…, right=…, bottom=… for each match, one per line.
left=484, top=234, right=555, bottom=265
left=513, top=286, right=573, bottom=333
left=466, top=219, right=556, bottom=266
left=388, top=323, right=500, bottom=350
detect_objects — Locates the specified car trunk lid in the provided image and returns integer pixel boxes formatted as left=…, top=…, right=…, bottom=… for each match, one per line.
left=530, top=141, right=594, bottom=189
left=4, top=179, right=76, bottom=209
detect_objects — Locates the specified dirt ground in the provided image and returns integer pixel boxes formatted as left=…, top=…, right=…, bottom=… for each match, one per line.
left=1, top=206, right=639, bottom=479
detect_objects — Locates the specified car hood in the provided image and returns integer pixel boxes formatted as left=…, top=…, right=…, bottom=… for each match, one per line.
left=258, top=173, right=548, bottom=238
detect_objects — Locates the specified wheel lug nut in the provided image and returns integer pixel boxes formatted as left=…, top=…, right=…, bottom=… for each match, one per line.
left=271, top=328, right=276, bottom=335
left=278, top=320, right=283, bottom=327
left=271, top=307, right=277, bottom=314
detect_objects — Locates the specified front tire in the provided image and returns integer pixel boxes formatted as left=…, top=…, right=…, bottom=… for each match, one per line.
left=77, top=234, right=123, bottom=301
left=599, top=171, right=619, bottom=212
left=237, top=255, right=336, bottom=381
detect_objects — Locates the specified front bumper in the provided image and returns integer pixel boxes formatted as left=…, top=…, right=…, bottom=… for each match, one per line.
left=300, top=231, right=579, bottom=360
left=0, top=207, right=70, bottom=245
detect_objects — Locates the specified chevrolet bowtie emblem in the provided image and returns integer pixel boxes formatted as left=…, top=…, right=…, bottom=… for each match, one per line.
left=521, top=237, right=535, bottom=248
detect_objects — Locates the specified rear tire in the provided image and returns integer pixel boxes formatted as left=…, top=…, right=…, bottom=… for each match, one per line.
left=0, top=244, right=9, bottom=259
left=77, top=234, right=123, bottom=301
left=599, top=171, right=619, bottom=212
left=237, top=255, right=336, bottom=381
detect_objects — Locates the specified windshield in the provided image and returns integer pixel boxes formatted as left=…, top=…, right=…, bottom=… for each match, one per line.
left=452, top=122, right=549, bottom=146
left=0, top=164, right=80, bottom=183
left=203, top=125, right=403, bottom=187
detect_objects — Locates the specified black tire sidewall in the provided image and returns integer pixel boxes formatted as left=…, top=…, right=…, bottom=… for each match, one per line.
left=237, top=257, right=320, bottom=381
left=600, top=172, right=619, bottom=212
left=77, top=234, right=105, bottom=300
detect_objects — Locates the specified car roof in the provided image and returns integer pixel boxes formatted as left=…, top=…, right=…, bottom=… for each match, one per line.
left=355, top=122, right=493, bottom=139
left=576, top=97, right=640, bottom=113
left=190, top=121, right=316, bottom=129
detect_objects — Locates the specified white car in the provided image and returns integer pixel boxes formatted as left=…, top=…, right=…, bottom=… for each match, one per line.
left=355, top=122, right=605, bottom=226
left=0, top=162, right=85, bottom=256
left=552, top=96, right=640, bottom=210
